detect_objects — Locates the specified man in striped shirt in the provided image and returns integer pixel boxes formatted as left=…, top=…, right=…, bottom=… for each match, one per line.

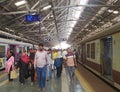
left=66, top=48, right=77, bottom=83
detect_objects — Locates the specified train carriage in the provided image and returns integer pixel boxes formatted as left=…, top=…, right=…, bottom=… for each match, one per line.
left=0, top=38, right=33, bottom=70
left=78, top=22, right=120, bottom=89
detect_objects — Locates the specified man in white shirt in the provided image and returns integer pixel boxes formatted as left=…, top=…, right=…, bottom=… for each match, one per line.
left=34, top=43, right=50, bottom=91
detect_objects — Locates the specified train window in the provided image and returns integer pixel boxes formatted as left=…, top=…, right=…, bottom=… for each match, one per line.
left=87, top=44, right=90, bottom=58
left=91, top=43, right=95, bottom=59
left=0, top=46, right=5, bottom=58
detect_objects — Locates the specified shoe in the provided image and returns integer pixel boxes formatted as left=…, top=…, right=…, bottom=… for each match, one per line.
left=21, top=83, right=24, bottom=85
left=31, top=82, right=34, bottom=86
left=69, top=78, right=73, bottom=84
left=46, top=78, right=49, bottom=81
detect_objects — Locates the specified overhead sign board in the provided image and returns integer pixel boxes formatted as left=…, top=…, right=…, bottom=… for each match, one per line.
left=25, top=14, right=40, bottom=22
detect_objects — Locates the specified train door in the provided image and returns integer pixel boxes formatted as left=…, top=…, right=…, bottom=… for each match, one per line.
left=10, top=45, right=17, bottom=62
left=10, top=45, right=16, bottom=54
left=19, top=47, right=22, bottom=52
left=101, top=36, right=112, bottom=80
left=27, top=46, right=30, bottom=52
left=23, top=46, right=26, bottom=51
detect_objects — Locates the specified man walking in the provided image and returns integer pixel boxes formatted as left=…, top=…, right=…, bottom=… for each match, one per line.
left=66, top=48, right=77, bottom=83
left=34, top=43, right=50, bottom=91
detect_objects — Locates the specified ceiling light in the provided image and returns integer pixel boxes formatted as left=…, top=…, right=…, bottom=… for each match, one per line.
left=86, top=29, right=89, bottom=31
left=10, top=29, right=14, bottom=32
left=42, top=5, right=51, bottom=10
left=50, top=15, right=53, bottom=17
left=5, top=28, right=9, bottom=30
left=15, top=0, right=26, bottom=6
left=108, top=9, right=113, bottom=13
left=98, top=19, right=101, bottom=22
left=5, top=28, right=14, bottom=32
left=113, top=11, right=119, bottom=14
left=35, top=21, right=39, bottom=25
left=68, top=32, right=71, bottom=35
left=41, top=27, right=45, bottom=30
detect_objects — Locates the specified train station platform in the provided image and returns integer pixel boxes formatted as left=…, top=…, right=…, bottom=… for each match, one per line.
left=0, top=64, right=118, bottom=92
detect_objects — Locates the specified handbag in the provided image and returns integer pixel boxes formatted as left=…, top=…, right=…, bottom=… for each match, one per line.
left=10, top=70, right=17, bottom=79
left=54, top=58, right=62, bottom=67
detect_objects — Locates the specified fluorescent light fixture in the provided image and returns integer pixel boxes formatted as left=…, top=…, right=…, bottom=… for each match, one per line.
left=113, top=10, right=119, bottom=14
left=107, top=36, right=112, bottom=39
left=35, top=21, right=39, bottom=25
left=9, top=29, right=14, bottom=32
left=42, top=5, right=51, bottom=10
left=5, top=27, right=9, bottom=30
left=41, top=27, right=45, bottom=30
left=108, top=9, right=113, bottom=13
left=50, top=15, right=53, bottom=17
left=108, top=10, right=119, bottom=14
left=5, top=27, right=14, bottom=32
left=15, top=0, right=26, bottom=6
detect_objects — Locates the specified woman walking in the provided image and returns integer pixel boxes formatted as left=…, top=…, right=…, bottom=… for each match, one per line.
left=17, top=51, right=29, bottom=85
left=5, top=51, right=15, bottom=82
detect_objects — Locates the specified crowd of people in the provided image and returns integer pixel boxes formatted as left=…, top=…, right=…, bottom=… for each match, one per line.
left=5, top=43, right=79, bottom=92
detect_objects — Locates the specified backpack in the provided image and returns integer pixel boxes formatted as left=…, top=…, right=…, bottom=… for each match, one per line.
left=54, top=58, right=62, bottom=67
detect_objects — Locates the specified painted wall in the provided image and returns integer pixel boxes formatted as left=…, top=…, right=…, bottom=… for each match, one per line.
left=112, top=32, right=120, bottom=72
left=86, top=40, right=101, bottom=64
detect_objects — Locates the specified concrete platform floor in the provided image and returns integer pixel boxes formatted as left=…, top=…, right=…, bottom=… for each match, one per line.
left=0, top=68, right=84, bottom=92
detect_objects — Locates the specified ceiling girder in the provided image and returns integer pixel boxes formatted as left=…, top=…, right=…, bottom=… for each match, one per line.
left=1, top=10, right=37, bottom=15
left=55, top=8, right=68, bottom=19
left=52, top=4, right=119, bottom=10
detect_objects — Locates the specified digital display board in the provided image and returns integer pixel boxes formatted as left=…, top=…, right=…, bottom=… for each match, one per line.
left=25, top=14, right=40, bottom=22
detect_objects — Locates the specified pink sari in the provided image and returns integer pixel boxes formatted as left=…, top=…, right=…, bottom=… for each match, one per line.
left=5, top=56, right=14, bottom=73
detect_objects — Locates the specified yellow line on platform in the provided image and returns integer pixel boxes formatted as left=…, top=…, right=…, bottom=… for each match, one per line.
left=0, top=73, right=7, bottom=79
left=0, top=72, right=19, bottom=87
left=75, top=69, right=95, bottom=92
left=0, top=80, right=8, bottom=86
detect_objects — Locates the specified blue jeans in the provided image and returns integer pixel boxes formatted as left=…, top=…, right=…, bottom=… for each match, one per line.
left=67, top=66, right=75, bottom=80
left=37, top=66, right=47, bottom=89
